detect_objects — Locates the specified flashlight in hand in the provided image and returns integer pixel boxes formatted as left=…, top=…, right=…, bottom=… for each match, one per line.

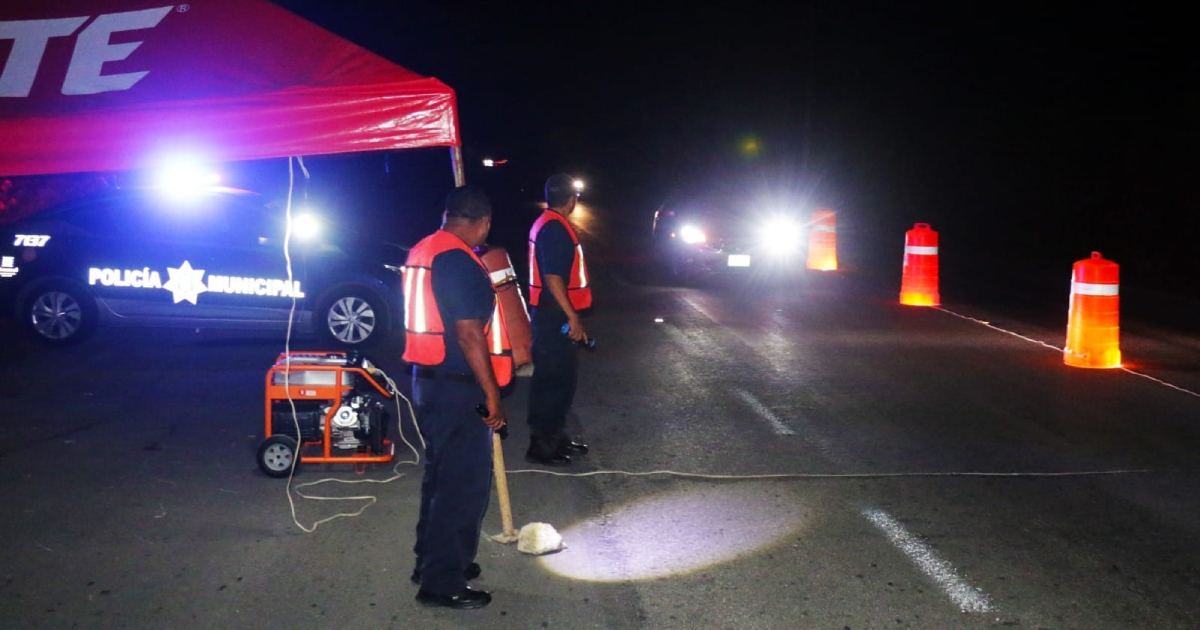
left=560, top=323, right=596, bottom=350
left=477, top=403, right=507, bottom=439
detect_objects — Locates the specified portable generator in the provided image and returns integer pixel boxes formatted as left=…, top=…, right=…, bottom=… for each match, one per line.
left=257, top=351, right=396, bottom=478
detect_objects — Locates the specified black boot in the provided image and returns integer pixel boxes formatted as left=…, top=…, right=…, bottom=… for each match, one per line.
left=526, top=434, right=571, bottom=466
left=556, top=433, right=589, bottom=456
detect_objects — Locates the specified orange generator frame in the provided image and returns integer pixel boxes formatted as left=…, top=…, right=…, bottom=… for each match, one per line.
left=258, top=351, right=396, bottom=477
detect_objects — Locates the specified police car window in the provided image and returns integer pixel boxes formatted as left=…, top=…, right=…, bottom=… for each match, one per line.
left=109, top=192, right=232, bottom=244
left=222, top=197, right=281, bottom=246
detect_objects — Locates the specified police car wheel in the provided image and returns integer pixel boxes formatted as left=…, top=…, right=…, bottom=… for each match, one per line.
left=257, top=435, right=299, bottom=478
left=21, top=282, right=98, bottom=346
left=318, top=288, right=388, bottom=347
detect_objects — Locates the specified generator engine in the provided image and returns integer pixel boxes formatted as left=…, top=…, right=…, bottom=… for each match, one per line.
left=271, top=393, right=389, bottom=453
left=258, top=351, right=397, bottom=478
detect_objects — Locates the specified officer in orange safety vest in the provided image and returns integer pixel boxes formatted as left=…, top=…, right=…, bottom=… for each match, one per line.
left=403, top=185, right=510, bottom=610
left=525, top=173, right=593, bottom=466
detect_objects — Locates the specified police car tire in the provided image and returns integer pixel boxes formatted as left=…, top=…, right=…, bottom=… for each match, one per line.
left=316, top=286, right=389, bottom=347
left=20, top=280, right=99, bottom=347
left=258, top=435, right=299, bottom=478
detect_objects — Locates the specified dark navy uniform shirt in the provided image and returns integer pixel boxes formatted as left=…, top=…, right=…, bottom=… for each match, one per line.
left=533, top=218, right=574, bottom=324
left=431, top=248, right=495, bottom=375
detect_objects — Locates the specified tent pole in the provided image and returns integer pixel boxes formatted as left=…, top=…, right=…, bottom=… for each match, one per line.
left=451, top=146, right=466, bottom=186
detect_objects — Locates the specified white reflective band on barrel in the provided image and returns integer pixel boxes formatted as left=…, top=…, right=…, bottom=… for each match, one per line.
left=490, top=268, right=516, bottom=285
left=1072, top=281, right=1119, bottom=296
left=904, top=245, right=939, bottom=255
left=576, top=245, right=589, bottom=287
left=813, top=225, right=836, bottom=232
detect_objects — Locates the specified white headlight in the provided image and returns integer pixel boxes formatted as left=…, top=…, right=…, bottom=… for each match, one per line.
left=760, top=217, right=803, bottom=255
left=679, top=224, right=707, bottom=244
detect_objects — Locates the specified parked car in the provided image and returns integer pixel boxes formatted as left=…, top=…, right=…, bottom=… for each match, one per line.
left=0, top=186, right=406, bottom=347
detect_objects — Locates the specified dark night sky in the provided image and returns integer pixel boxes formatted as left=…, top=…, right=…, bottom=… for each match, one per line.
left=270, top=1, right=1196, bottom=283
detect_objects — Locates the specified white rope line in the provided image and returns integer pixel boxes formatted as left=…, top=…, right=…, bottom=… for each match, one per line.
left=933, top=307, right=1061, bottom=352
left=935, top=306, right=1200, bottom=400
left=1119, top=367, right=1200, bottom=399
left=505, top=468, right=1178, bottom=479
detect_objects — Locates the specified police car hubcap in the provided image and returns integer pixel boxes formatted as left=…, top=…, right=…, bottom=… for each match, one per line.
left=328, top=297, right=375, bottom=344
left=31, top=292, right=82, bottom=339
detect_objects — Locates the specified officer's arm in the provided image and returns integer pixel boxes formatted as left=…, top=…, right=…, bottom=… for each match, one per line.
left=545, top=274, right=587, bottom=342
left=456, top=319, right=506, bottom=429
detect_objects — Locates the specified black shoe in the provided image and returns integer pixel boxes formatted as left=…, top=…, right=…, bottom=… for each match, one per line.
left=557, top=438, right=589, bottom=456
left=415, top=586, right=491, bottom=610
left=525, top=446, right=572, bottom=467
left=411, top=562, right=481, bottom=585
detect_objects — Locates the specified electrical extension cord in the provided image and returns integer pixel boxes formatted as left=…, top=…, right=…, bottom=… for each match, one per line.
left=278, top=156, right=426, bottom=534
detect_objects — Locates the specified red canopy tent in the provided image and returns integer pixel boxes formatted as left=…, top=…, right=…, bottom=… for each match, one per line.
left=0, top=0, right=463, bottom=179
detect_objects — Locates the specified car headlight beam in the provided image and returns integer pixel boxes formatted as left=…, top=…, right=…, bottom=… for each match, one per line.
left=760, top=217, right=803, bottom=256
left=679, top=224, right=707, bottom=245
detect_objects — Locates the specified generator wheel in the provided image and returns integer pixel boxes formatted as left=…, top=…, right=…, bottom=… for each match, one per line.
left=370, top=410, right=389, bottom=455
left=258, top=435, right=299, bottom=478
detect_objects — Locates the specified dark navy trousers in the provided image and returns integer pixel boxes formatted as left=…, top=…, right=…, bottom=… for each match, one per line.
left=411, top=376, right=492, bottom=596
left=526, top=307, right=579, bottom=440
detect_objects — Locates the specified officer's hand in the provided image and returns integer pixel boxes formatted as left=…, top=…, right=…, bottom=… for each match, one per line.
left=482, top=395, right=506, bottom=431
left=566, top=316, right=588, bottom=343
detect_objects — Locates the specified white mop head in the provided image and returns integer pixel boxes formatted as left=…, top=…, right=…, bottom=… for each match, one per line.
left=517, top=522, right=566, bottom=555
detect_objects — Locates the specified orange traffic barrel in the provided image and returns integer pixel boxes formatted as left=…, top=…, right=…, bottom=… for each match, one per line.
left=806, top=209, right=838, bottom=271
left=1064, top=252, right=1120, bottom=368
left=899, top=223, right=940, bottom=306
left=480, top=246, right=532, bottom=367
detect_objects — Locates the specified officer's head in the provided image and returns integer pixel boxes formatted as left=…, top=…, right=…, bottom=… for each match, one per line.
left=442, top=184, right=492, bottom=248
left=545, top=173, right=578, bottom=214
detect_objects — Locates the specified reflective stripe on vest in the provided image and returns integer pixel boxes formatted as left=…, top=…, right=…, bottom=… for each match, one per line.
left=904, top=245, right=939, bottom=255
left=1072, top=281, right=1119, bottom=296
left=402, top=230, right=513, bottom=387
left=528, top=210, right=593, bottom=310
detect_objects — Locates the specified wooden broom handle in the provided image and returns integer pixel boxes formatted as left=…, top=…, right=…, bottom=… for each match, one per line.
left=492, top=432, right=517, bottom=538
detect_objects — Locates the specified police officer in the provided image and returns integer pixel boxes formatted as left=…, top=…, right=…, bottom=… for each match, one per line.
left=403, top=185, right=512, bottom=610
left=525, top=173, right=593, bottom=466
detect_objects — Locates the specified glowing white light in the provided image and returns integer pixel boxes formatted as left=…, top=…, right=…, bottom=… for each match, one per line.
left=483, top=158, right=495, bottom=167
left=654, top=317, right=664, bottom=323
left=156, top=158, right=219, bottom=199
left=679, top=224, right=706, bottom=244
left=292, top=214, right=320, bottom=240
left=760, top=216, right=803, bottom=256
left=572, top=179, right=585, bottom=191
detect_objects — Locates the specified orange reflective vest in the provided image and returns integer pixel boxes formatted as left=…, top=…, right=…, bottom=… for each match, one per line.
left=402, top=230, right=513, bottom=387
left=528, top=210, right=592, bottom=310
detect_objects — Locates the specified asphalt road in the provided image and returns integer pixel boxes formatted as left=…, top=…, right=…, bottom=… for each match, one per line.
left=3, top=202, right=1200, bottom=630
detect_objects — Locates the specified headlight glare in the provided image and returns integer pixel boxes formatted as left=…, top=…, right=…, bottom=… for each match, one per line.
left=760, top=217, right=803, bottom=256
left=679, top=225, right=707, bottom=244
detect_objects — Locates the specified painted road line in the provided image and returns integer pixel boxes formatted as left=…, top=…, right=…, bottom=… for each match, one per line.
left=862, top=507, right=993, bottom=613
left=735, top=388, right=795, bottom=435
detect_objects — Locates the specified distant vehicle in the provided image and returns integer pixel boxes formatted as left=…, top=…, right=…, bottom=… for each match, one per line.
left=650, top=196, right=806, bottom=283
left=0, top=187, right=406, bottom=347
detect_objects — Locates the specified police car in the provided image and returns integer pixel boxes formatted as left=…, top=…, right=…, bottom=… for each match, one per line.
left=0, top=187, right=405, bottom=347
left=651, top=196, right=806, bottom=283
